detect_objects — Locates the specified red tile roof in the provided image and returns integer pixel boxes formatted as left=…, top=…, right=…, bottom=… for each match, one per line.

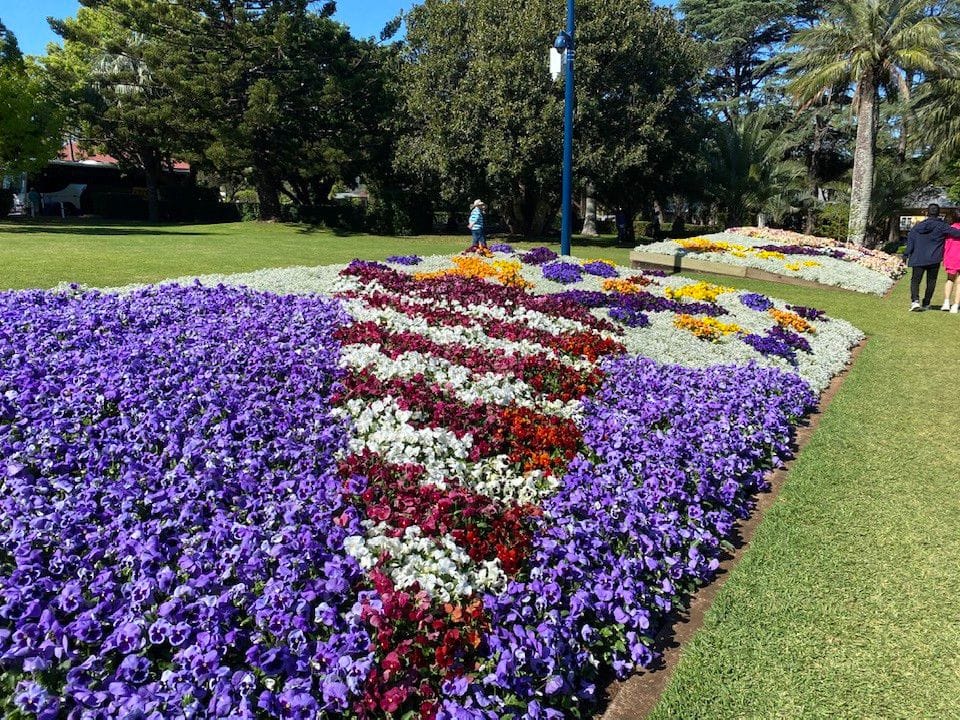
left=57, top=139, right=190, bottom=171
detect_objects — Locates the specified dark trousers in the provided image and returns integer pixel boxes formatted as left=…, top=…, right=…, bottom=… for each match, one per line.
left=910, top=264, right=940, bottom=305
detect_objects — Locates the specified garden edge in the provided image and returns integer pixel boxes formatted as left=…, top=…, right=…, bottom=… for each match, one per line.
left=597, top=337, right=869, bottom=720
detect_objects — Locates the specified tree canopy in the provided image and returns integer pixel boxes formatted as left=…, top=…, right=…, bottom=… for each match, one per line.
left=787, top=0, right=960, bottom=244
left=400, top=0, right=705, bottom=237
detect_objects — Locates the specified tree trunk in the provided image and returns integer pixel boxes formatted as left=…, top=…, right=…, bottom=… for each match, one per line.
left=581, top=183, right=598, bottom=236
left=653, top=198, right=667, bottom=225
left=888, top=215, right=900, bottom=248
left=141, top=149, right=162, bottom=224
left=847, top=74, right=877, bottom=246
left=254, top=170, right=282, bottom=221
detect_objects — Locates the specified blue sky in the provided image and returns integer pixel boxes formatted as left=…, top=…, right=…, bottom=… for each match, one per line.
left=2, top=1, right=412, bottom=55
left=2, top=1, right=673, bottom=56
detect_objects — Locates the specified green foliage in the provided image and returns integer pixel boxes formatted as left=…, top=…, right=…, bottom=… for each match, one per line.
left=0, top=59, right=64, bottom=176
left=400, top=0, right=704, bottom=237
left=577, top=1, right=705, bottom=233
left=679, top=0, right=821, bottom=115
left=43, top=2, right=395, bottom=223
left=813, top=201, right=849, bottom=240
left=0, top=18, right=22, bottom=65
left=134, top=1, right=393, bottom=221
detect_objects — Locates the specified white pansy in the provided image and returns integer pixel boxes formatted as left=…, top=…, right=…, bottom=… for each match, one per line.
left=344, top=523, right=507, bottom=602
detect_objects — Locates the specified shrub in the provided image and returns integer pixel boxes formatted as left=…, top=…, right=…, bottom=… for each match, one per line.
left=0, top=188, right=13, bottom=217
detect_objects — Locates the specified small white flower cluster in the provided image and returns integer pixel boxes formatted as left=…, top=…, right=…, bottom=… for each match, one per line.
left=344, top=523, right=507, bottom=603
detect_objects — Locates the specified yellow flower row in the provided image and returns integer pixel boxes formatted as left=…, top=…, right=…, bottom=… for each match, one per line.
left=673, top=314, right=744, bottom=341
left=664, top=281, right=735, bottom=304
left=677, top=238, right=744, bottom=254
left=679, top=238, right=822, bottom=270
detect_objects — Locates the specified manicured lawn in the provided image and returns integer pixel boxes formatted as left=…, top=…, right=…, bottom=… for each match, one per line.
left=1, top=219, right=957, bottom=717
left=0, top=219, right=624, bottom=289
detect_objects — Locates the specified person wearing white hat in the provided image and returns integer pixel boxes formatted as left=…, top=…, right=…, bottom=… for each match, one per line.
left=467, top=199, right=488, bottom=251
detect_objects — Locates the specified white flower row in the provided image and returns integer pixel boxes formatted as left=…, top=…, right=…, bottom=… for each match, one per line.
left=339, top=274, right=601, bottom=340
left=344, top=523, right=507, bottom=603
left=343, top=298, right=596, bottom=374
left=340, top=344, right=581, bottom=420
left=334, top=395, right=560, bottom=506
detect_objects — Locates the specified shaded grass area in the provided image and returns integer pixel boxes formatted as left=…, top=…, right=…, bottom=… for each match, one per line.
left=2, top=220, right=958, bottom=718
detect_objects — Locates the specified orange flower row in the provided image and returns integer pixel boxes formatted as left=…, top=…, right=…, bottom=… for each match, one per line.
left=769, top=308, right=815, bottom=334
left=601, top=276, right=651, bottom=294
left=414, top=257, right=532, bottom=289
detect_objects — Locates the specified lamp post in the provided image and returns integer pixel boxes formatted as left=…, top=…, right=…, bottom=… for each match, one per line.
left=554, top=0, right=575, bottom=256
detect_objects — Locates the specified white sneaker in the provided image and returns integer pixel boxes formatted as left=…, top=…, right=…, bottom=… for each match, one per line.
left=942, top=301, right=952, bottom=311
left=952, top=304, right=959, bottom=314
left=911, top=302, right=923, bottom=312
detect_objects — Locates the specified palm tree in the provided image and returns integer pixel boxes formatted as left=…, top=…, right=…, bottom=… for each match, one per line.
left=786, top=0, right=958, bottom=245
left=707, top=110, right=789, bottom=226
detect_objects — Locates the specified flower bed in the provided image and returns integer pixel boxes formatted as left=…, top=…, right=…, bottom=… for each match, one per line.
left=0, top=255, right=861, bottom=719
left=640, top=229, right=905, bottom=295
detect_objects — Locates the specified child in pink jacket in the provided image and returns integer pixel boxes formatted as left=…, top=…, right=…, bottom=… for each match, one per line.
left=944, top=219, right=960, bottom=312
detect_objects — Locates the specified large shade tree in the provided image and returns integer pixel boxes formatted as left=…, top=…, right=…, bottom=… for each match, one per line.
left=787, top=0, right=960, bottom=245
left=679, top=0, right=821, bottom=118
left=47, top=6, right=183, bottom=223
left=47, top=0, right=391, bottom=222
left=399, top=0, right=704, bottom=237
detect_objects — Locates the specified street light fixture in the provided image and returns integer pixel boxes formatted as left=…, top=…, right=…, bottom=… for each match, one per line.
left=554, top=0, right=575, bottom=256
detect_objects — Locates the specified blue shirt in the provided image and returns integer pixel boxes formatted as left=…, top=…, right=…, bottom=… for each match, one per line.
left=469, top=208, right=484, bottom=231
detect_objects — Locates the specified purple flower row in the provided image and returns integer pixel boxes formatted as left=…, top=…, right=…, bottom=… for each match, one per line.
left=440, top=358, right=817, bottom=717
left=386, top=255, right=423, bottom=266
left=557, top=289, right=728, bottom=319
left=542, top=262, right=584, bottom=285
left=0, top=286, right=370, bottom=719
left=755, top=244, right=846, bottom=259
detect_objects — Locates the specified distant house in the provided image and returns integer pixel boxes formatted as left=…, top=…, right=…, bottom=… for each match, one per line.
left=5, top=139, right=230, bottom=221
left=899, top=188, right=959, bottom=233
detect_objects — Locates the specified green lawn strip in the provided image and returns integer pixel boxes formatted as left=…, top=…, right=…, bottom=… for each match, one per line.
left=3, top=222, right=958, bottom=717
left=0, top=220, right=630, bottom=289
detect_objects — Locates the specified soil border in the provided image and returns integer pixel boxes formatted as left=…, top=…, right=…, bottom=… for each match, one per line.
left=598, top=338, right=869, bottom=720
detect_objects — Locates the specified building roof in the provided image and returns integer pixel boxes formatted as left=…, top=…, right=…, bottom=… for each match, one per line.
left=902, top=187, right=958, bottom=211
left=57, top=139, right=190, bottom=172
